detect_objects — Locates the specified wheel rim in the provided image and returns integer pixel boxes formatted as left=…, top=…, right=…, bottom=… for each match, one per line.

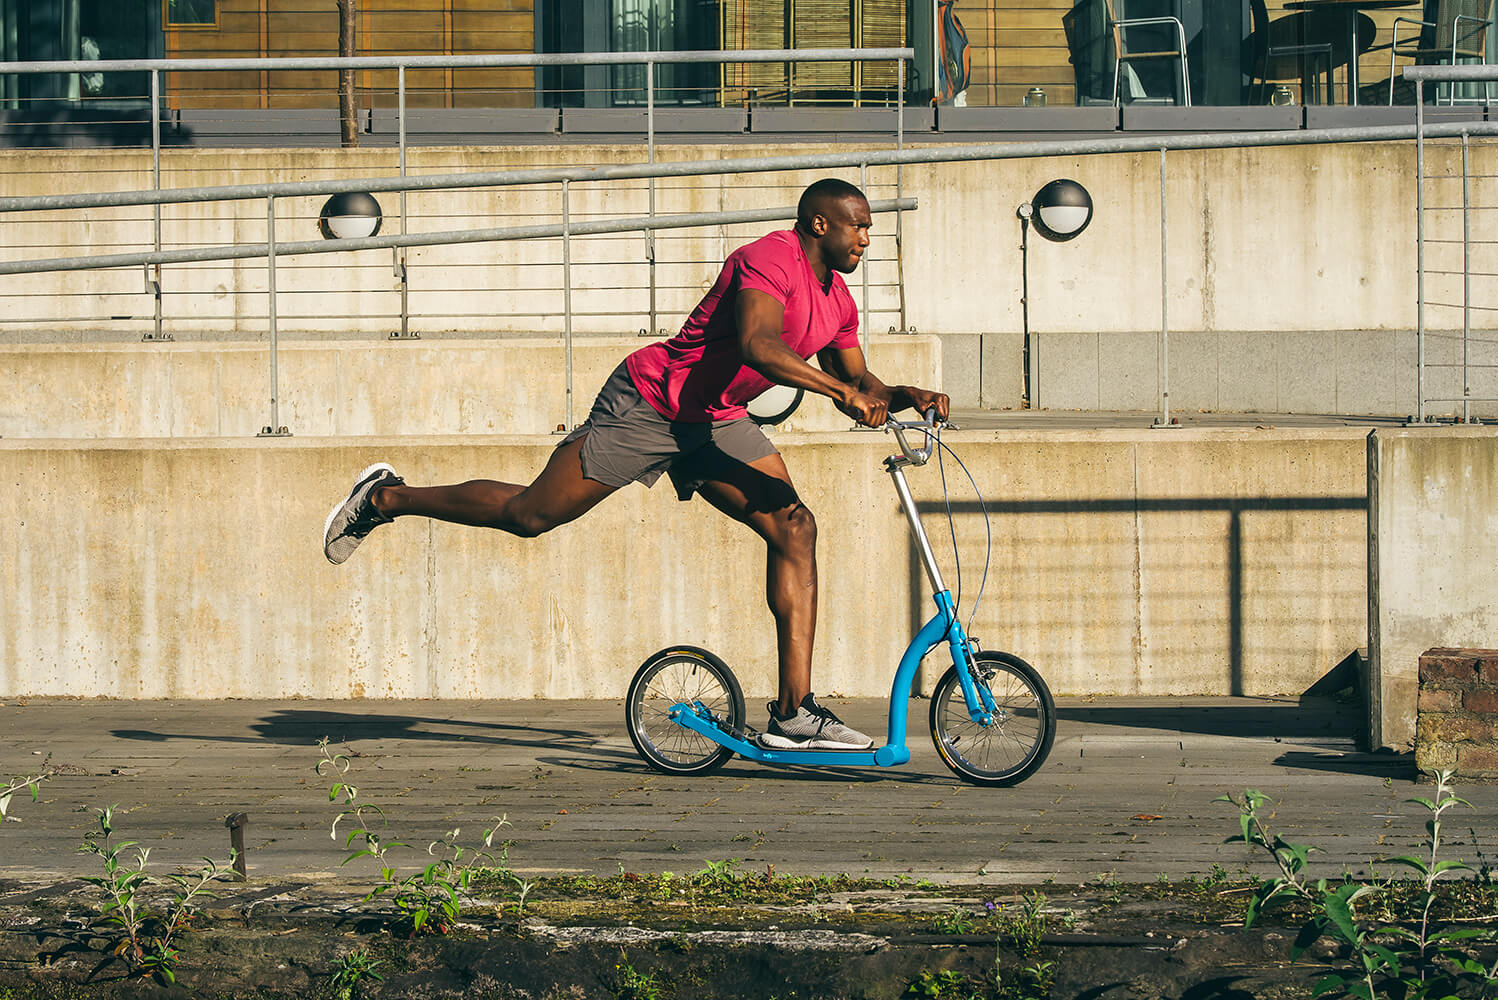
left=938, top=666, right=1045, bottom=777
left=634, top=656, right=735, bottom=767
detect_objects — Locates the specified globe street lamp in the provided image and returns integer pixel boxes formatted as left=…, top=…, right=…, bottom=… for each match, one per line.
left=1018, top=179, right=1092, bottom=408
left=318, top=191, right=383, bottom=240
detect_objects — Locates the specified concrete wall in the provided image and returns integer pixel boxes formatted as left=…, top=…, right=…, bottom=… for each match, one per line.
left=3, top=140, right=1493, bottom=416
left=1368, top=428, right=1498, bottom=750
left=0, top=337, right=940, bottom=439
left=0, top=429, right=1367, bottom=701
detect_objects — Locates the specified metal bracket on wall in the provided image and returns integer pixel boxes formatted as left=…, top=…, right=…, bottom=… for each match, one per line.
left=258, top=426, right=292, bottom=437
left=886, top=326, right=918, bottom=335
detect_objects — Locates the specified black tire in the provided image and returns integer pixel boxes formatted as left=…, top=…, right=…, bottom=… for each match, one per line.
left=626, top=646, right=745, bottom=776
left=929, top=651, right=1055, bottom=787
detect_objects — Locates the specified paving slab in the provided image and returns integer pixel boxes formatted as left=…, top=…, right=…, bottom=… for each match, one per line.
left=4, top=695, right=1495, bottom=894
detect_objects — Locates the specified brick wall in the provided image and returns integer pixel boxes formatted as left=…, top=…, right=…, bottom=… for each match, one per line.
left=1416, top=648, right=1498, bottom=781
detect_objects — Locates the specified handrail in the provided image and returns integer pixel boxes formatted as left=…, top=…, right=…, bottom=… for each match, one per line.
left=4, top=121, right=1498, bottom=217
left=0, top=198, right=917, bottom=276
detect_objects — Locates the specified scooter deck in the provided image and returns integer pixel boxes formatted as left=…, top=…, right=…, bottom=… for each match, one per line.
left=669, top=702, right=911, bottom=768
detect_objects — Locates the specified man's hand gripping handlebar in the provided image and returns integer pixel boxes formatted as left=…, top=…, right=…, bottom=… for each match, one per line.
left=884, top=407, right=946, bottom=467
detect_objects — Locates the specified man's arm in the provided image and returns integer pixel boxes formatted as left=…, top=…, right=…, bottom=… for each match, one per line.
left=735, top=289, right=889, bottom=426
left=816, top=345, right=950, bottom=421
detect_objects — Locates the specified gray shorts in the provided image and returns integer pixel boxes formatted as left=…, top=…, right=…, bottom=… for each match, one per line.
left=561, top=363, right=779, bottom=501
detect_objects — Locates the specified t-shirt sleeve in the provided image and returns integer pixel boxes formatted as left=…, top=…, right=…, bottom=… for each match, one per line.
left=829, top=296, right=860, bottom=350
left=732, top=240, right=794, bottom=304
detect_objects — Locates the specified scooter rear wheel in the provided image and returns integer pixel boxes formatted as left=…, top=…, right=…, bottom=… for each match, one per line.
left=930, top=651, right=1055, bottom=787
left=626, top=646, right=745, bottom=776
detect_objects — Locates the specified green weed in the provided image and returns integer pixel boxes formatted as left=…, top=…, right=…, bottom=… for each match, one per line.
left=76, top=805, right=234, bottom=985
left=317, top=737, right=532, bottom=936
left=1219, top=770, right=1498, bottom=1000
left=0, top=767, right=50, bottom=822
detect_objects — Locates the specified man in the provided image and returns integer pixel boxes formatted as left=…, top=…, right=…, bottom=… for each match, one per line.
left=323, top=178, right=949, bottom=751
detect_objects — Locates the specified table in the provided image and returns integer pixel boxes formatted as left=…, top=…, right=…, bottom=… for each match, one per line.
left=1284, top=0, right=1417, bottom=104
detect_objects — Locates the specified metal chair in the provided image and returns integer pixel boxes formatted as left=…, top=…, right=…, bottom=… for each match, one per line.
left=1247, top=0, right=1336, bottom=104
left=1062, top=0, right=1192, bottom=106
left=1386, top=0, right=1494, bottom=104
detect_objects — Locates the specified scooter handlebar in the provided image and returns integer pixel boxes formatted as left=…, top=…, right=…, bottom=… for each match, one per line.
left=884, top=407, right=943, bottom=465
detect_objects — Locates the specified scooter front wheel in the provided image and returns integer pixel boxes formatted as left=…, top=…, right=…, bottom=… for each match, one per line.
left=930, top=651, right=1055, bottom=787
left=626, top=646, right=745, bottom=776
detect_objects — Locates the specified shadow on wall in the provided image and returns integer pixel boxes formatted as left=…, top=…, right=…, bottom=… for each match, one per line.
left=911, top=494, right=1366, bottom=702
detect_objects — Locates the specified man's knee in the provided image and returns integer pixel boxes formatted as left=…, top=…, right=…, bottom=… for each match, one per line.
left=770, top=503, right=817, bottom=552
left=505, top=509, right=560, bottom=538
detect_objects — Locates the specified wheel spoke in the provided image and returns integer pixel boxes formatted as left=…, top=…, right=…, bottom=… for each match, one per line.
left=628, top=653, right=743, bottom=774
left=932, top=658, right=1053, bottom=785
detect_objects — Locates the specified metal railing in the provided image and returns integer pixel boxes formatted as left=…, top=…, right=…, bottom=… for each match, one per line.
left=0, top=48, right=913, bottom=346
left=1409, top=65, right=1498, bottom=423
left=8, top=81, right=1498, bottom=432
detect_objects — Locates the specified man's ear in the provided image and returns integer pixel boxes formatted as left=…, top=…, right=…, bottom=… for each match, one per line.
left=811, top=213, right=828, bottom=236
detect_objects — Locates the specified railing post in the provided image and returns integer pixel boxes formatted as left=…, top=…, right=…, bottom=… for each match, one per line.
left=1153, top=147, right=1172, bottom=429
left=896, top=57, right=907, bottom=332
left=394, top=65, right=412, bottom=340
left=259, top=196, right=288, bottom=436
left=1416, top=78, right=1427, bottom=423
left=562, top=179, right=575, bottom=432
left=1462, top=130, right=1471, bottom=423
left=147, top=67, right=166, bottom=343
left=646, top=59, right=657, bottom=336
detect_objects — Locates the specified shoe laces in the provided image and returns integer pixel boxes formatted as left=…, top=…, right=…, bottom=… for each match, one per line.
left=802, top=696, right=844, bottom=726
left=345, top=477, right=400, bottom=537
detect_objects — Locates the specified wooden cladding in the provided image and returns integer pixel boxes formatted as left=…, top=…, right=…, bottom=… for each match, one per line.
left=720, top=0, right=905, bottom=104
left=162, top=0, right=535, bottom=109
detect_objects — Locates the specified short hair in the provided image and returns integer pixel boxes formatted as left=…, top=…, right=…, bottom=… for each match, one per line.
left=796, top=178, right=867, bottom=229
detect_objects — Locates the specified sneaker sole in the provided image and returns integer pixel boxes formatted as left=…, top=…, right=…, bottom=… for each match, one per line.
left=756, top=733, right=875, bottom=752
left=323, top=462, right=395, bottom=564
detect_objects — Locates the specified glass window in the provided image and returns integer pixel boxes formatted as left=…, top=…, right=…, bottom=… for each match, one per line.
left=611, top=0, right=720, bottom=105
left=167, top=0, right=215, bottom=27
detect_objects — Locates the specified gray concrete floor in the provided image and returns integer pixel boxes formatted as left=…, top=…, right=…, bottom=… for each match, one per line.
left=4, top=695, right=1492, bottom=892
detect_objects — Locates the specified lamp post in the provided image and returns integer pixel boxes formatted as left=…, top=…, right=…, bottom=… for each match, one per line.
left=1018, top=179, right=1092, bottom=409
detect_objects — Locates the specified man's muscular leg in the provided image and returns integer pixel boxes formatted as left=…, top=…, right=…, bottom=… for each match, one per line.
left=373, top=435, right=618, bottom=538
left=694, top=452, right=817, bottom=717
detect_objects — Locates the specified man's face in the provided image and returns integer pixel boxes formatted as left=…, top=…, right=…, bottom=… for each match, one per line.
left=815, top=196, right=873, bottom=274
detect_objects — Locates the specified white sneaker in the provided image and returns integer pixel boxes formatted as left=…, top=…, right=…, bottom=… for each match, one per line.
left=323, top=463, right=402, bottom=565
left=755, top=694, right=873, bottom=750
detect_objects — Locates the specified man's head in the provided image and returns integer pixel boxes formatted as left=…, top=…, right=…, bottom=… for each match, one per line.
left=795, top=178, right=872, bottom=275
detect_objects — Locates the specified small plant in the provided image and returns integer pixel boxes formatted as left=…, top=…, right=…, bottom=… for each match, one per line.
left=992, top=958, right=1057, bottom=1000
left=903, top=969, right=969, bottom=999
left=613, top=953, right=669, bottom=1000
left=329, top=947, right=385, bottom=1000
left=76, top=805, right=233, bottom=985
left=1219, top=771, right=1498, bottom=1000
left=0, top=768, right=51, bottom=822
left=996, top=891, right=1056, bottom=959
left=932, top=906, right=977, bottom=935
left=317, top=738, right=531, bottom=935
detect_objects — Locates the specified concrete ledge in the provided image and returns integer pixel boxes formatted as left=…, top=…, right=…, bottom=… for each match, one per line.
left=1121, top=106, right=1304, bottom=132
left=935, top=106, right=1118, bottom=132
left=749, top=107, right=932, bottom=133
left=0, top=336, right=941, bottom=439
left=1369, top=429, right=1498, bottom=750
left=0, top=428, right=1367, bottom=700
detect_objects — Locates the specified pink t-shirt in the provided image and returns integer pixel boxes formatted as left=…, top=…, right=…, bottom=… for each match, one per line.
left=625, top=229, right=860, bottom=422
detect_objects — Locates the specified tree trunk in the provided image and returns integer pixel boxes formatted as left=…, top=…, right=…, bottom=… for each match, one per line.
left=337, top=0, right=359, bottom=147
